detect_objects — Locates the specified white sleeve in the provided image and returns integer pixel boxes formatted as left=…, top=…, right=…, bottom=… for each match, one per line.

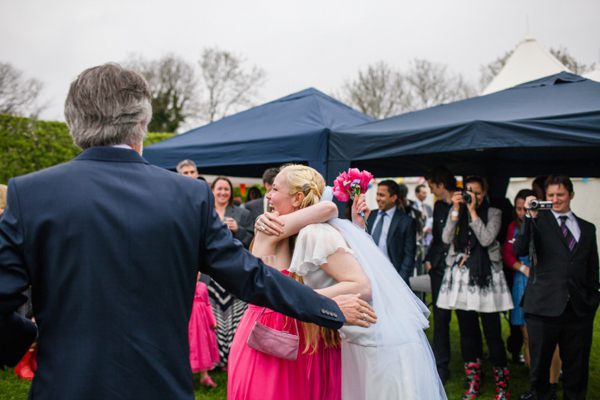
left=289, top=224, right=354, bottom=276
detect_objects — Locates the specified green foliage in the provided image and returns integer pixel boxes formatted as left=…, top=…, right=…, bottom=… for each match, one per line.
left=143, top=132, right=176, bottom=147
left=0, top=114, right=81, bottom=184
left=0, top=114, right=175, bottom=185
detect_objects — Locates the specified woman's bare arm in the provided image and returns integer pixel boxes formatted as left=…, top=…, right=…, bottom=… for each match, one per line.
left=256, top=201, right=338, bottom=246
left=315, top=249, right=372, bottom=302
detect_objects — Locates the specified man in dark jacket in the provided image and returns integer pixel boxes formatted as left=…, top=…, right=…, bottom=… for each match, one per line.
left=514, top=174, right=599, bottom=400
left=0, top=63, right=375, bottom=400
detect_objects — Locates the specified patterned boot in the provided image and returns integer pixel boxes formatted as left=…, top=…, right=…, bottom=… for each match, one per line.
left=493, top=366, right=510, bottom=400
left=463, top=361, right=482, bottom=399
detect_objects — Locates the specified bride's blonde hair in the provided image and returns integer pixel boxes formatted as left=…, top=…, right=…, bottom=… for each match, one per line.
left=280, top=164, right=325, bottom=209
left=280, top=164, right=341, bottom=353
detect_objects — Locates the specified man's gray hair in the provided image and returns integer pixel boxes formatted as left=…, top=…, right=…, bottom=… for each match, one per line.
left=176, top=159, right=197, bottom=173
left=65, top=63, right=152, bottom=149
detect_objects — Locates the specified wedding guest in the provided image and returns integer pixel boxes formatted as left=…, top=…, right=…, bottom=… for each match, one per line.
left=514, top=175, right=598, bottom=400
left=502, top=190, right=536, bottom=365
left=208, top=176, right=254, bottom=368
left=176, top=159, right=199, bottom=178
left=365, top=180, right=416, bottom=285
left=0, top=63, right=371, bottom=400
left=244, top=186, right=262, bottom=203
left=437, top=175, right=513, bottom=399
left=229, top=184, right=344, bottom=400
left=424, top=166, right=458, bottom=384
left=188, top=273, right=219, bottom=387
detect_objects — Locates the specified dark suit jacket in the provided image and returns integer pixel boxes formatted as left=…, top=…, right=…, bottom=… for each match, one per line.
left=0, top=147, right=344, bottom=399
left=367, top=207, right=417, bottom=284
left=425, top=200, right=452, bottom=271
left=514, top=211, right=599, bottom=318
left=224, top=205, right=254, bottom=248
left=241, top=197, right=264, bottom=227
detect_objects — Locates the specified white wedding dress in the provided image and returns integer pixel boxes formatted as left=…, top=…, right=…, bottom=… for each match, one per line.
left=289, top=208, right=447, bottom=399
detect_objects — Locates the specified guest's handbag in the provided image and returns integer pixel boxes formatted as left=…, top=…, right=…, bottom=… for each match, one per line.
left=246, top=308, right=299, bottom=361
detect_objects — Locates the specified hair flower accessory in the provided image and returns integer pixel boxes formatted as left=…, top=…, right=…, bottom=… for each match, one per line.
left=333, top=168, right=373, bottom=229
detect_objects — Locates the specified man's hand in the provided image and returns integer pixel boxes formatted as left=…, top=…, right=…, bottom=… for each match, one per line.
left=351, top=194, right=371, bottom=229
left=425, top=261, right=432, bottom=271
left=333, top=293, right=377, bottom=328
left=524, top=195, right=538, bottom=218
left=255, top=211, right=284, bottom=236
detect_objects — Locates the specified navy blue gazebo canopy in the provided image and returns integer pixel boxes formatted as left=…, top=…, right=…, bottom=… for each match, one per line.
left=329, top=73, right=600, bottom=186
left=143, top=88, right=374, bottom=179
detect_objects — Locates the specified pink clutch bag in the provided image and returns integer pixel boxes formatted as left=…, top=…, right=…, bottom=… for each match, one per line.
left=246, top=308, right=299, bottom=361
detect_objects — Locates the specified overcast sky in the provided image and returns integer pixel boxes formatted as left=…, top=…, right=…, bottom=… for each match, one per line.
left=2, top=0, right=599, bottom=123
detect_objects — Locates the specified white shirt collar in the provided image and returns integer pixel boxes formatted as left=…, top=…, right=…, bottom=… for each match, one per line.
left=111, top=144, right=133, bottom=150
left=551, top=209, right=575, bottom=221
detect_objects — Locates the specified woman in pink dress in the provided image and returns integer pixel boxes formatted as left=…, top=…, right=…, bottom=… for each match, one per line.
left=228, top=166, right=359, bottom=400
left=188, top=274, right=220, bottom=387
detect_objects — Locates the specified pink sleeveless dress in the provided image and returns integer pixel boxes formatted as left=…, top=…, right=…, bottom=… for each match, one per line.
left=228, top=270, right=341, bottom=400
left=188, top=282, right=220, bottom=372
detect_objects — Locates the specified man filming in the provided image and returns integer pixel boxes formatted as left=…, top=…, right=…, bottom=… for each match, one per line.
left=514, top=174, right=599, bottom=400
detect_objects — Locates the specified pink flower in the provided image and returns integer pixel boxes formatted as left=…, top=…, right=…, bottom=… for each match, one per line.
left=333, top=186, right=350, bottom=202
left=347, top=168, right=362, bottom=182
left=359, top=171, right=373, bottom=192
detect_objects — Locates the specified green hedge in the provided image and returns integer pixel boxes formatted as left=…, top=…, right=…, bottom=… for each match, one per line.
left=0, top=114, right=80, bottom=184
left=0, top=114, right=174, bottom=184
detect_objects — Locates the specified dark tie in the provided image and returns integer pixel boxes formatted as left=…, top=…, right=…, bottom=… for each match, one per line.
left=559, top=215, right=576, bottom=251
left=371, top=211, right=386, bottom=246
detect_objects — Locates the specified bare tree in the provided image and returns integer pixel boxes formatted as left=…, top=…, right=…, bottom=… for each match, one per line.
left=549, top=47, right=595, bottom=75
left=198, top=47, right=266, bottom=123
left=124, top=54, right=200, bottom=133
left=0, top=62, right=47, bottom=118
left=406, top=59, right=475, bottom=111
left=479, top=51, right=512, bottom=90
left=338, top=61, right=413, bottom=119
left=338, top=59, right=476, bottom=119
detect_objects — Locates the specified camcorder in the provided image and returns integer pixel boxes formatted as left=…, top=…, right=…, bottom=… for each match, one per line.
left=527, top=199, right=553, bottom=210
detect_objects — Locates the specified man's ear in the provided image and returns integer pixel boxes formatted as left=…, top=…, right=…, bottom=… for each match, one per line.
left=391, top=194, right=398, bottom=204
left=570, top=191, right=575, bottom=201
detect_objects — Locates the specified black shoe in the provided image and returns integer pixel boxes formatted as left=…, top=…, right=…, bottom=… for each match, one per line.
left=519, top=391, right=534, bottom=400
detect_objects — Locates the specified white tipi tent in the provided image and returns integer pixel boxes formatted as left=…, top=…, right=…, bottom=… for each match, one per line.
left=583, top=65, right=600, bottom=82
left=482, top=33, right=570, bottom=95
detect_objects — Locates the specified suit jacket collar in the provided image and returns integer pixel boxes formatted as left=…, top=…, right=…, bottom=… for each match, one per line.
left=74, top=146, right=149, bottom=164
left=542, top=211, right=581, bottom=254
left=386, top=207, right=405, bottom=247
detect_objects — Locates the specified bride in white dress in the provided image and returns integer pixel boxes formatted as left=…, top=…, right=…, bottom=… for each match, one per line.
left=258, top=165, right=447, bottom=400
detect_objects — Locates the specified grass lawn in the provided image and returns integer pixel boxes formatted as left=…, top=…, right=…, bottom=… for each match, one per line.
left=2, top=308, right=599, bottom=399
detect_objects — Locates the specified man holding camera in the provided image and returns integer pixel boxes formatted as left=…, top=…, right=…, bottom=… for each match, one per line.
left=514, top=174, right=599, bottom=400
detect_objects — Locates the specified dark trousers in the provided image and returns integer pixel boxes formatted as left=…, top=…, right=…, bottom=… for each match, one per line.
left=525, top=303, right=594, bottom=400
left=456, top=309, right=507, bottom=367
left=429, top=268, right=453, bottom=378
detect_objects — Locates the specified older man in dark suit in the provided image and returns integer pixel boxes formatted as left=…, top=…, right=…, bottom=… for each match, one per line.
left=514, top=174, right=599, bottom=400
left=0, top=63, right=375, bottom=400
left=366, top=180, right=417, bottom=285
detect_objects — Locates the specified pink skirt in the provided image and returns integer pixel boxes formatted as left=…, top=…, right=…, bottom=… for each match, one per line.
left=188, top=282, right=219, bottom=372
left=228, top=304, right=341, bottom=400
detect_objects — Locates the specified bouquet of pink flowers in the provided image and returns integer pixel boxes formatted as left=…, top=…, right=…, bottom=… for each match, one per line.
left=333, top=168, right=373, bottom=228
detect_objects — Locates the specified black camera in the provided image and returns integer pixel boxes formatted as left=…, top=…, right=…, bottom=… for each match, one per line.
left=528, top=200, right=553, bottom=210
left=461, top=190, right=472, bottom=204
